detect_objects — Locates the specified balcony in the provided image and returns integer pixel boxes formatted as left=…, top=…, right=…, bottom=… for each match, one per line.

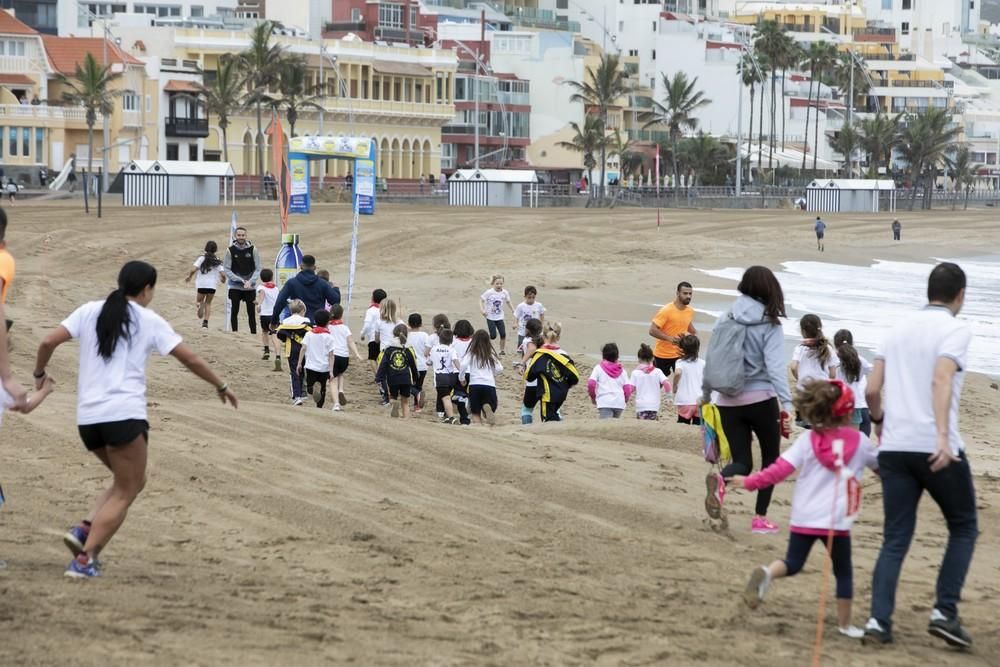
left=852, top=27, right=896, bottom=43
left=165, top=116, right=209, bottom=137
left=325, top=20, right=366, bottom=33
left=373, top=25, right=425, bottom=42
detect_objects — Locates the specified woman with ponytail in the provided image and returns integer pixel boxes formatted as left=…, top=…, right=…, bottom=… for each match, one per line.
left=33, top=261, right=238, bottom=579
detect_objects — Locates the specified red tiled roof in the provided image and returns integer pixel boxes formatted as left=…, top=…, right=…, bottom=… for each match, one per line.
left=0, top=10, right=38, bottom=35
left=0, top=73, right=34, bottom=85
left=164, top=79, right=201, bottom=93
left=41, top=35, right=143, bottom=75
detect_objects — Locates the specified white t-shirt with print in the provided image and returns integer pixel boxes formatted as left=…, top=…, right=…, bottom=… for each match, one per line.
left=878, top=306, right=972, bottom=456
left=256, top=284, right=279, bottom=316
left=61, top=300, right=183, bottom=425
left=429, top=343, right=459, bottom=376
left=192, top=255, right=224, bottom=290
left=407, top=330, right=430, bottom=372
left=461, top=354, right=502, bottom=387
left=328, top=323, right=353, bottom=358
left=629, top=365, right=669, bottom=413
left=674, top=358, right=705, bottom=406
left=589, top=364, right=627, bottom=410
left=513, top=301, right=546, bottom=336
left=481, top=288, right=511, bottom=322
left=452, top=337, right=471, bottom=361
left=377, top=319, right=404, bottom=350
left=793, top=343, right=840, bottom=390
left=302, top=331, right=336, bottom=372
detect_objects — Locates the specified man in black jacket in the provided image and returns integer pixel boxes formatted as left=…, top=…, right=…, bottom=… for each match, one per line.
left=270, top=254, right=341, bottom=325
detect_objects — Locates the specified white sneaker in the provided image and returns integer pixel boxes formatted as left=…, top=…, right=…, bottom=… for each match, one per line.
left=332, top=404, right=342, bottom=412
left=743, top=566, right=771, bottom=609
left=292, top=397, right=304, bottom=406
left=838, top=625, right=864, bottom=639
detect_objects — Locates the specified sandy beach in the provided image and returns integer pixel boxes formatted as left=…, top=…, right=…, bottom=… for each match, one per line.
left=1, top=200, right=999, bottom=666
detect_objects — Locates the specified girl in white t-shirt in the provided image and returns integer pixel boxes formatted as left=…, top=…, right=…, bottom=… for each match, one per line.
left=728, top=379, right=879, bottom=640
left=479, top=275, right=514, bottom=356
left=588, top=342, right=630, bottom=419
left=185, top=240, right=224, bottom=328
left=255, top=268, right=281, bottom=370
left=791, top=314, right=839, bottom=426
left=671, top=335, right=705, bottom=426
left=627, top=343, right=672, bottom=420
left=461, top=329, right=503, bottom=425
left=35, top=260, right=237, bottom=579
left=834, top=329, right=874, bottom=436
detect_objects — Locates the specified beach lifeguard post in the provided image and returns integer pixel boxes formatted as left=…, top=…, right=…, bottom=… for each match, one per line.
left=448, top=168, right=539, bottom=208
left=806, top=179, right=896, bottom=213
left=121, top=160, right=236, bottom=207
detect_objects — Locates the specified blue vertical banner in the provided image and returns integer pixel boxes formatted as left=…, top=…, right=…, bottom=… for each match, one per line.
left=355, top=158, right=375, bottom=215
left=289, top=158, right=310, bottom=214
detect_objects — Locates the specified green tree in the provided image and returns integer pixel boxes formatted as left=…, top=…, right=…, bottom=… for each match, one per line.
left=775, top=33, right=800, bottom=152
left=277, top=56, right=324, bottom=137
left=948, top=145, right=979, bottom=210
left=828, top=123, right=861, bottom=178
left=739, top=52, right=765, bottom=183
left=754, top=20, right=785, bottom=170
left=808, top=42, right=840, bottom=172
left=897, top=107, right=962, bottom=210
left=557, top=115, right=605, bottom=199
left=642, top=71, right=711, bottom=198
left=240, top=21, right=285, bottom=179
left=59, top=52, right=121, bottom=180
left=857, top=112, right=902, bottom=177
left=607, top=128, right=644, bottom=182
left=566, top=53, right=633, bottom=199
left=197, top=55, right=246, bottom=164
left=677, top=131, right=730, bottom=186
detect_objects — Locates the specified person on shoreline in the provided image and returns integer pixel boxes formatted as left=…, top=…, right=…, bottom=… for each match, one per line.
left=223, top=227, right=261, bottom=333
left=480, top=275, right=514, bottom=356
left=269, top=254, right=340, bottom=325
left=862, top=262, right=978, bottom=649
left=407, top=313, right=430, bottom=412
left=891, top=219, right=902, bottom=241
left=814, top=216, right=827, bottom=252
left=733, top=379, right=879, bottom=640
left=628, top=343, right=672, bottom=421
left=34, top=261, right=237, bottom=578
left=648, top=282, right=696, bottom=376
left=186, top=240, right=224, bottom=329
left=702, top=266, right=793, bottom=535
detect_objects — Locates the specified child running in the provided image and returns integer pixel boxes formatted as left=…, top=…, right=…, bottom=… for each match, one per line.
left=791, top=314, right=839, bottom=426
left=360, top=289, right=387, bottom=373
left=628, top=343, right=672, bottom=420
left=429, top=327, right=460, bottom=424
left=275, top=299, right=311, bottom=405
left=407, top=313, right=430, bottom=412
left=524, top=321, right=580, bottom=422
left=185, top=240, right=223, bottom=328
left=672, top=335, right=705, bottom=425
left=327, top=304, right=364, bottom=412
left=588, top=342, right=630, bottom=419
left=462, top=329, right=503, bottom=425
left=480, top=275, right=514, bottom=355
left=517, top=318, right=544, bottom=424
left=298, top=309, right=335, bottom=409
left=729, top=379, right=879, bottom=639
left=833, top=329, right=873, bottom=436
left=255, top=268, right=281, bottom=370
left=375, top=298, right=405, bottom=405
left=451, top=319, right=475, bottom=421
left=427, top=313, right=450, bottom=349
left=513, top=286, right=545, bottom=348
left=376, top=324, right=419, bottom=418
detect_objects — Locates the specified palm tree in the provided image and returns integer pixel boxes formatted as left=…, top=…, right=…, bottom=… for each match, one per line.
left=642, top=71, right=711, bottom=199
left=828, top=123, right=861, bottom=177
left=277, top=56, right=324, bottom=137
left=198, top=55, right=246, bottom=164
left=800, top=41, right=831, bottom=171
left=59, top=52, right=121, bottom=182
left=240, top=20, right=285, bottom=179
left=948, top=145, right=979, bottom=210
left=677, top=131, right=730, bottom=186
left=557, top=115, right=605, bottom=199
left=754, top=20, right=784, bottom=170
left=896, top=107, right=962, bottom=210
left=858, top=112, right=902, bottom=177
left=776, top=33, right=800, bottom=152
left=754, top=51, right=771, bottom=171
left=607, top=129, right=644, bottom=182
left=566, top=53, right=633, bottom=199
left=739, top=52, right=765, bottom=183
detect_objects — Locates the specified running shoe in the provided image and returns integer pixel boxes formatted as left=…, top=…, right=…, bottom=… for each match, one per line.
left=704, top=472, right=725, bottom=519
left=292, top=397, right=304, bottom=406
left=338, top=392, right=347, bottom=406
left=64, top=554, right=99, bottom=579
left=862, top=618, right=893, bottom=645
left=201, top=321, right=208, bottom=328
left=482, top=404, right=496, bottom=426
left=928, top=609, right=972, bottom=649
left=446, top=417, right=458, bottom=424
left=751, top=516, right=780, bottom=534
left=742, top=566, right=770, bottom=609
left=331, top=404, right=342, bottom=412
left=839, top=626, right=865, bottom=639
left=262, top=349, right=270, bottom=360
left=63, top=525, right=88, bottom=557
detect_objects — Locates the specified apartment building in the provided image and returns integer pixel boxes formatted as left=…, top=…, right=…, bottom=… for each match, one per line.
left=59, top=1, right=239, bottom=34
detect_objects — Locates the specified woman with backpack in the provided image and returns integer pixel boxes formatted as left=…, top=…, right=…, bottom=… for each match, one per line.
left=701, top=265, right=793, bottom=534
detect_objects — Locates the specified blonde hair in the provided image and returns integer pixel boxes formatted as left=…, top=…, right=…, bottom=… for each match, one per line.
left=490, top=274, right=504, bottom=285
left=379, top=298, right=398, bottom=323
left=288, top=299, right=306, bottom=315
left=542, top=321, right=562, bottom=344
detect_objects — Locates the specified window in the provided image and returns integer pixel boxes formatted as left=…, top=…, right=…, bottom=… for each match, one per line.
left=652, top=21, right=657, bottom=32
left=619, top=20, right=624, bottom=31
left=881, top=0, right=891, bottom=7
left=409, top=5, right=417, bottom=27
left=651, top=49, right=656, bottom=60
left=557, top=0, right=568, bottom=7
left=901, top=21, right=910, bottom=34
left=351, top=8, right=361, bottom=22
left=379, top=3, right=403, bottom=29
left=166, top=143, right=178, bottom=160
left=35, top=128, right=43, bottom=159
left=9, top=127, right=17, bottom=157
left=122, top=91, right=138, bottom=111
left=902, top=0, right=912, bottom=8
left=3, top=40, right=25, bottom=57
left=190, top=5, right=204, bottom=17
left=188, top=144, right=198, bottom=161
left=22, top=128, right=29, bottom=157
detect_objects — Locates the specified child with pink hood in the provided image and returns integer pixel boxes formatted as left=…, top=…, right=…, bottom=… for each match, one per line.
left=588, top=343, right=632, bottom=419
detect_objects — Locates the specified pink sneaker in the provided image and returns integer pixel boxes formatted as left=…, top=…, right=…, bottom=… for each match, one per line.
left=704, top=472, right=726, bottom=519
left=751, top=516, right=780, bottom=534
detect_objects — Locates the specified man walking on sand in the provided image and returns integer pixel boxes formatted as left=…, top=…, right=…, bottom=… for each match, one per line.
left=892, top=219, right=902, bottom=241
left=814, top=216, right=826, bottom=252
left=224, top=226, right=261, bottom=333
left=648, top=282, right=697, bottom=375
left=862, top=262, right=977, bottom=649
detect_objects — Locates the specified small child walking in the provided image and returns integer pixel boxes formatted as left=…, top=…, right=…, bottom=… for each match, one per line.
left=407, top=313, right=430, bottom=411
left=298, top=309, right=336, bottom=409
left=728, top=379, right=878, bottom=640
left=628, top=343, right=672, bottom=420
left=513, top=285, right=545, bottom=348
left=672, top=335, right=705, bottom=425
left=792, top=314, right=839, bottom=426
left=185, top=240, right=224, bottom=328
left=275, top=299, right=311, bottom=405
left=376, top=324, right=419, bottom=418
left=451, top=319, right=475, bottom=423
left=524, top=321, right=579, bottom=422
left=588, top=343, right=631, bottom=419
left=427, top=313, right=450, bottom=349
left=480, top=275, right=514, bottom=355
left=834, top=329, right=873, bottom=436
left=360, top=289, right=387, bottom=374
left=255, top=268, right=281, bottom=370
left=429, top=328, right=460, bottom=423
left=327, top=304, right=364, bottom=411
left=375, top=298, right=405, bottom=405
left=461, top=330, right=503, bottom=425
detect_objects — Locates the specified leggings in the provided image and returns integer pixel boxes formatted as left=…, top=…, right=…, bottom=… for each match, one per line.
left=719, top=398, right=781, bottom=517
left=228, top=288, right=257, bottom=333
left=784, top=532, right=853, bottom=599
left=287, top=345, right=303, bottom=399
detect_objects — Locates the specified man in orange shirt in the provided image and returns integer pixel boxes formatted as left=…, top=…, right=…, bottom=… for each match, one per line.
left=0, top=209, right=25, bottom=410
left=648, top=281, right=697, bottom=375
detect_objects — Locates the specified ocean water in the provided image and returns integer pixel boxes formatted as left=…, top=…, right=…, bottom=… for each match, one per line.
left=697, top=257, right=1000, bottom=376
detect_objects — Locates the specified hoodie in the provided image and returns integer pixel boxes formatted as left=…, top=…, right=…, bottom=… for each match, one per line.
left=271, top=269, right=341, bottom=323
left=375, top=338, right=419, bottom=388
left=588, top=360, right=632, bottom=409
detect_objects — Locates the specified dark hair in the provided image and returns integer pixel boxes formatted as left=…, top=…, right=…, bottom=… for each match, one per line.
left=795, top=379, right=850, bottom=431
left=0, top=208, right=6, bottom=242
left=453, top=319, right=474, bottom=338
left=928, top=262, right=966, bottom=303
left=468, top=329, right=499, bottom=366
left=372, top=288, right=387, bottom=304
left=799, top=314, right=831, bottom=367
left=677, top=281, right=693, bottom=292
left=524, top=318, right=543, bottom=348
left=235, top=226, right=247, bottom=234
left=330, top=304, right=344, bottom=320
left=408, top=312, right=422, bottom=327
left=259, top=267, right=273, bottom=282
left=432, top=313, right=450, bottom=331
left=200, top=240, right=221, bottom=274
left=836, top=341, right=862, bottom=384
left=524, top=285, right=537, bottom=297
left=637, top=342, right=654, bottom=362
left=598, top=342, right=617, bottom=362
left=439, top=328, right=454, bottom=345
left=314, top=309, right=331, bottom=327
left=392, top=323, right=409, bottom=344
left=96, top=261, right=158, bottom=360
left=738, top=266, right=786, bottom=325
left=317, top=269, right=330, bottom=281
left=833, top=329, right=854, bottom=347
left=679, top=334, right=700, bottom=361
left=301, top=254, right=316, bottom=268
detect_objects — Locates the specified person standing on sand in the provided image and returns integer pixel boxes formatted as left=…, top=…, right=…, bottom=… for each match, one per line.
left=862, top=262, right=977, bottom=649
left=891, top=219, right=901, bottom=241
left=814, top=216, right=827, bottom=252
left=33, top=260, right=238, bottom=578
left=648, top=282, right=697, bottom=376
left=223, top=226, right=261, bottom=334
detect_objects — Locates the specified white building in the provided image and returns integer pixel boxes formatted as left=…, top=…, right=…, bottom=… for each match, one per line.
left=58, top=1, right=238, bottom=36
left=862, top=0, right=980, bottom=62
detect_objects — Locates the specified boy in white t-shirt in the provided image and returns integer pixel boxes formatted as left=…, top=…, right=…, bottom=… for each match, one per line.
left=480, top=274, right=514, bottom=356
left=672, top=335, right=706, bottom=425
left=297, top=309, right=336, bottom=409
left=407, top=313, right=430, bottom=411
left=360, top=288, right=386, bottom=374
left=428, top=328, right=460, bottom=423
left=255, top=268, right=281, bottom=370
left=513, top=285, right=545, bottom=349
left=327, top=304, right=364, bottom=412
left=587, top=343, right=631, bottom=419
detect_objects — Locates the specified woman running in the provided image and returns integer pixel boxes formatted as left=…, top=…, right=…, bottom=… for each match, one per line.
left=33, top=260, right=238, bottom=578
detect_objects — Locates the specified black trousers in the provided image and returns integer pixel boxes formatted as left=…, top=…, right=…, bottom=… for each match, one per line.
left=305, top=369, right=330, bottom=408
left=718, top=398, right=782, bottom=517
left=228, top=288, right=256, bottom=333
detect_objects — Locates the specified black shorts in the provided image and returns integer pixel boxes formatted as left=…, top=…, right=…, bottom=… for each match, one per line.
left=78, top=419, right=149, bottom=452
left=486, top=319, right=506, bottom=340
left=816, top=231, right=825, bottom=240
left=197, top=288, right=216, bottom=295
left=468, top=385, right=498, bottom=415
left=259, top=315, right=273, bottom=331
left=435, top=372, right=458, bottom=389
left=653, top=357, right=678, bottom=375
left=332, top=355, right=349, bottom=377
left=388, top=383, right=412, bottom=399
left=367, top=340, right=379, bottom=361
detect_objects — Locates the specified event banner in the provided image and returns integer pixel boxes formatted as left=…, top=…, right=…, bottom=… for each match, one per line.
left=289, top=136, right=373, bottom=160
left=355, top=159, right=375, bottom=215
left=289, top=158, right=310, bottom=214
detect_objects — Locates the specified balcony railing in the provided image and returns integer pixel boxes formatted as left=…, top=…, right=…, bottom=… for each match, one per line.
left=165, top=116, right=209, bottom=137
left=0, top=103, right=89, bottom=123
left=325, top=20, right=366, bottom=32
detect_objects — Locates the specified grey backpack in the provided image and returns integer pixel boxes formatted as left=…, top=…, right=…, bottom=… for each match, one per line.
left=702, top=311, right=762, bottom=398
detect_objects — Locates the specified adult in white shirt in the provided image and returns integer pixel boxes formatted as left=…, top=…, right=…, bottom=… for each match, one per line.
left=33, top=261, right=238, bottom=579
left=862, top=262, right=977, bottom=649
